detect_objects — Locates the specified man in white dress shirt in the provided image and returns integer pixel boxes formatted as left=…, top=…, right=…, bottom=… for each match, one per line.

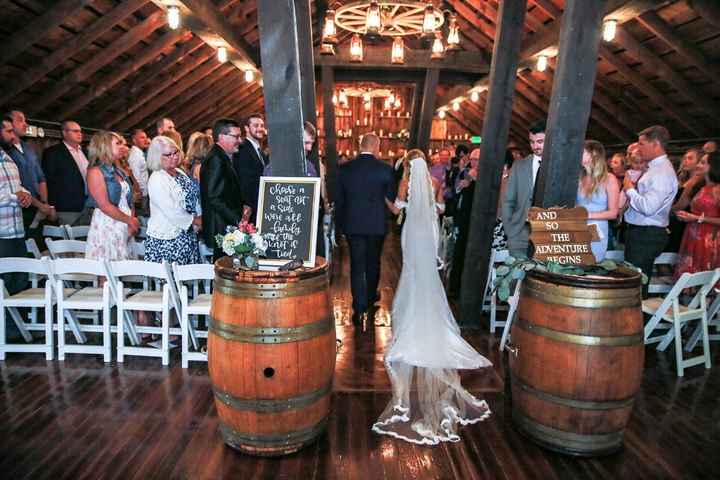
left=127, top=129, right=150, bottom=215
left=623, top=125, right=678, bottom=297
left=501, top=120, right=545, bottom=258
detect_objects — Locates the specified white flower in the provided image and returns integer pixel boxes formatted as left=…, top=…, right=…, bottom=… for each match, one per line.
left=252, top=234, right=267, bottom=253
left=231, top=230, right=247, bottom=245
left=222, top=238, right=235, bottom=256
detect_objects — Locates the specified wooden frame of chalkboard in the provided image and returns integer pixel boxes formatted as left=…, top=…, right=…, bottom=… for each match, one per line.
left=256, top=176, right=322, bottom=268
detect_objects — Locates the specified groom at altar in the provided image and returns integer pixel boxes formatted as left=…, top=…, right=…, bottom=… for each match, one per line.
left=336, top=133, right=397, bottom=326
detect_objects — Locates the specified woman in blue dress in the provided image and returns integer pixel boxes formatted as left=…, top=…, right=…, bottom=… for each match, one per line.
left=576, top=140, right=621, bottom=262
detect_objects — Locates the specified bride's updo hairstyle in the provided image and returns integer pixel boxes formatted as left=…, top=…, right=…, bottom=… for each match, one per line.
left=403, top=149, right=429, bottom=172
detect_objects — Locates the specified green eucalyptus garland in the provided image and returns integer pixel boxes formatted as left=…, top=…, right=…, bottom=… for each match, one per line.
left=494, top=255, right=648, bottom=302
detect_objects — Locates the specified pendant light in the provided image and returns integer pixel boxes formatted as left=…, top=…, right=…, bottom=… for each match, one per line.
left=391, top=37, right=405, bottom=64
left=350, top=33, right=364, bottom=62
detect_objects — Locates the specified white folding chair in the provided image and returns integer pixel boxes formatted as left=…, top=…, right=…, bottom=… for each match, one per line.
left=481, top=249, right=510, bottom=332
left=52, top=258, right=113, bottom=362
left=499, top=280, right=523, bottom=352
left=648, top=252, right=679, bottom=295
left=42, top=224, right=68, bottom=240
left=105, top=260, right=177, bottom=366
left=686, top=290, right=720, bottom=352
left=171, top=263, right=213, bottom=368
left=64, top=225, right=90, bottom=240
left=604, top=250, right=625, bottom=262
left=0, top=258, right=55, bottom=360
left=642, top=269, right=720, bottom=376
left=46, top=238, right=100, bottom=325
left=25, top=239, right=42, bottom=259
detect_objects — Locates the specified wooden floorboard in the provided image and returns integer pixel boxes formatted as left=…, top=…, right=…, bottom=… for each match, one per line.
left=1, top=230, right=719, bottom=479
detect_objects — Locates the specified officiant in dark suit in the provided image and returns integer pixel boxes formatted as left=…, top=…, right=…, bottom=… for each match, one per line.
left=200, top=118, right=248, bottom=260
left=336, top=133, right=397, bottom=325
left=232, top=113, right=267, bottom=223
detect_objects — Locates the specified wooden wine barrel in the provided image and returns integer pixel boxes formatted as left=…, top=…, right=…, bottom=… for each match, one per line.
left=508, top=267, right=644, bottom=457
left=208, top=257, right=335, bottom=457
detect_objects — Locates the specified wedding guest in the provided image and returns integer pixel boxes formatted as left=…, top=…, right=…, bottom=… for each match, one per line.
left=703, top=140, right=717, bottom=154
left=449, top=148, right=480, bottom=297
left=502, top=120, right=546, bottom=258
left=116, top=135, right=142, bottom=208
left=668, top=148, right=703, bottom=251
left=161, top=130, right=185, bottom=173
left=200, top=118, right=248, bottom=260
left=84, top=131, right=139, bottom=260
left=609, top=152, right=627, bottom=184
left=623, top=126, right=678, bottom=297
left=232, top=113, right=267, bottom=223
left=156, top=117, right=176, bottom=136
left=185, top=132, right=213, bottom=183
left=674, top=152, right=720, bottom=280
left=127, top=128, right=150, bottom=215
left=0, top=148, right=32, bottom=293
left=263, top=121, right=318, bottom=176
left=677, top=148, right=701, bottom=184
left=144, top=136, right=201, bottom=265
left=577, top=140, right=620, bottom=262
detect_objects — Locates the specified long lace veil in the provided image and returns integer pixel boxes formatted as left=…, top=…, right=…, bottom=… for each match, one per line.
left=372, top=158, right=491, bottom=445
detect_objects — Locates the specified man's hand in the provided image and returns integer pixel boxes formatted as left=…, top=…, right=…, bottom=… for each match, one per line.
left=16, top=191, right=32, bottom=208
left=622, top=174, right=636, bottom=192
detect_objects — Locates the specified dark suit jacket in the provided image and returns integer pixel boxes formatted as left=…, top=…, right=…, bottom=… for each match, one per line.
left=200, top=144, right=246, bottom=245
left=231, top=139, right=266, bottom=223
left=336, top=153, right=397, bottom=236
left=41, top=142, right=87, bottom=212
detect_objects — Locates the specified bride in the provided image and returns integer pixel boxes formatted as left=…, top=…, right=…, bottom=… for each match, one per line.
left=372, top=149, right=492, bottom=445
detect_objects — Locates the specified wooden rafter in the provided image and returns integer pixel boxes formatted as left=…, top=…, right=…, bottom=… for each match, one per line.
left=314, top=46, right=489, bottom=73
left=29, top=10, right=167, bottom=116
left=0, top=0, right=149, bottom=109
left=176, top=78, right=262, bottom=129
left=162, top=67, right=237, bottom=124
left=687, top=0, right=720, bottom=29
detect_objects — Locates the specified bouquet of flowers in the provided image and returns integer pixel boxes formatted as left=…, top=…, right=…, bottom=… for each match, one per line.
left=215, top=221, right=268, bottom=270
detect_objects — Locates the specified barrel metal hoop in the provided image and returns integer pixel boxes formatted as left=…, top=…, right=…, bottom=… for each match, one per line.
left=214, top=275, right=328, bottom=299
left=513, top=378, right=636, bottom=411
left=208, top=316, right=333, bottom=344
left=515, top=318, right=642, bottom=347
left=523, top=283, right=641, bottom=308
left=513, top=410, right=623, bottom=453
left=213, top=382, right=332, bottom=413
left=219, top=417, right=328, bottom=447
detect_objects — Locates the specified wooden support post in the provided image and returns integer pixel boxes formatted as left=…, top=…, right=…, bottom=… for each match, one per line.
left=296, top=0, right=320, bottom=175
left=415, top=69, right=440, bottom=153
left=256, top=0, right=307, bottom=177
left=322, top=65, right=338, bottom=202
left=408, top=81, right=423, bottom=148
left=534, top=0, right=606, bottom=208
left=460, top=0, right=527, bottom=327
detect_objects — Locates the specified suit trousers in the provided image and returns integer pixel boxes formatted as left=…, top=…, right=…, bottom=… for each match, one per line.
left=347, top=235, right=385, bottom=313
left=624, top=224, right=668, bottom=298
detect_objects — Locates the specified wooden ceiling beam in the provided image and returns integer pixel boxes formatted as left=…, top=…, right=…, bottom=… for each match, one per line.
left=530, top=0, right=562, bottom=19
left=29, top=10, right=167, bottom=116
left=636, top=10, right=720, bottom=81
left=114, top=57, right=225, bottom=131
left=150, top=0, right=259, bottom=73
left=314, top=46, right=489, bottom=74
left=613, top=26, right=720, bottom=121
left=162, top=67, right=238, bottom=124
left=0, top=0, right=149, bottom=109
left=175, top=78, right=261, bottom=130
left=186, top=85, right=264, bottom=132
left=447, top=0, right=496, bottom=47
left=598, top=43, right=708, bottom=136
left=687, top=0, right=720, bottom=29
left=57, top=30, right=193, bottom=119
left=101, top=47, right=215, bottom=128
left=0, top=0, right=94, bottom=66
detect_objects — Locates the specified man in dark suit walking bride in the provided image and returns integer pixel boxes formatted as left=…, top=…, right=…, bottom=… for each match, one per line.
left=335, top=133, right=397, bottom=326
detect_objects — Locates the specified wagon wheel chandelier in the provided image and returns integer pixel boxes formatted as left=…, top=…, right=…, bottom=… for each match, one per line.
left=321, top=1, right=461, bottom=63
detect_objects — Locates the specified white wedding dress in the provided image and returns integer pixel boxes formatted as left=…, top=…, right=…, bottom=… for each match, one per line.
left=372, top=158, right=492, bottom=445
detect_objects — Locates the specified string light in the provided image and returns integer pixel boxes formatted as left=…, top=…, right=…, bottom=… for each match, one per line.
left=602, top=19, right=617, bottom=42
left=244, top=70, right=255, bottom=82
left=452, top=101, right=460, bottom=111
left=438, top=110, right=446, bottom=119
left=536, top=55, right=548, bottom=72
left=168, top=6, right=180, bottom=30
left=470, top=91, right=479, bottom=102
left=217, top=46, right=227, bottom=63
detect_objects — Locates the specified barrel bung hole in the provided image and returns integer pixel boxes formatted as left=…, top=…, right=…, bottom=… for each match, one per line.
left=263, top=367, right=275, bottom=378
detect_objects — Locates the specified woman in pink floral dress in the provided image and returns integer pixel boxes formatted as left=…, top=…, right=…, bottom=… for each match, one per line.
left=85, top=131, right=140, bottom=260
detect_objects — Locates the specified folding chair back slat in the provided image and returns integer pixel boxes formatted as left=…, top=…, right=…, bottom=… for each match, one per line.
left=42, top=225, right=68, bottom=239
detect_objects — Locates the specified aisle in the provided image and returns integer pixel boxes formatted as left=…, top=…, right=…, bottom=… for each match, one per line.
left=0, top=231, right=718, bottom=479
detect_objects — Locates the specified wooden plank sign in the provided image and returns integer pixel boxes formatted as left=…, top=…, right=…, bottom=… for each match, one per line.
left=256, top=176, right=321, bottom=267
left=527, top=207, right=597, bottom=265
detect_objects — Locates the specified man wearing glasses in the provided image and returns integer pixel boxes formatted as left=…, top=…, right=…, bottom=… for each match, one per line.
left=200, top=118, right=250, bottom=260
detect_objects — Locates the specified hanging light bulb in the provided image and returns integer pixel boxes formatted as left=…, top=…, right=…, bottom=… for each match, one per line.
left=536, top=55, right=548, bottom=72
left=470, top=90, right=479, bottom=102
left=391, top=36, right=405, bottom=64
left=431, top=32, right=445, bottom=59
left=168, top=6, right=180, bottom=30
left=365, top=1, right=381, bottom=34
left=322, top=9, right=338, bottom=45
left=332, top=92, right=338, bottom=105
left=602, top=19, right=617, bottom=42
left=446, top=13, right=460, bottom=51
left=244, top=70, right=255, bottom=82
left=422, top=4, right=436, bottom=35
left=217, top=46, right=228, bottom=63
left=350, top=33, right=363, bottom=62
left=339, top=89, right=348, bottom=107
left=394, top=97, right=401, bottom=109
left=438, top=110, right=446, bottom=119
left=452, top=101, right=460, bottom=111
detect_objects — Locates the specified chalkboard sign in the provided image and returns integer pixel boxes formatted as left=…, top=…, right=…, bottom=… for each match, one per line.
left=256, top=176, right=321, bottom=267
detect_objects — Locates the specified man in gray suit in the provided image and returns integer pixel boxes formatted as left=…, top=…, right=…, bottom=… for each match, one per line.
left=501, top=120, right=546, bottom=258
